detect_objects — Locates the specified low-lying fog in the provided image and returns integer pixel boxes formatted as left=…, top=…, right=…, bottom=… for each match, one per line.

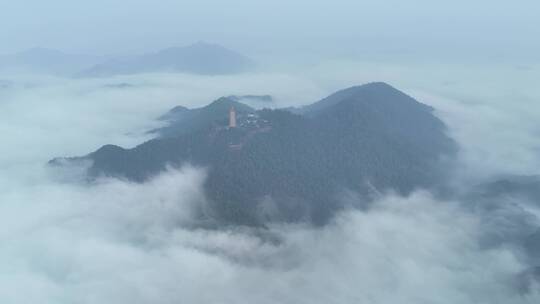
left=1, top=62, right=539, bottom=303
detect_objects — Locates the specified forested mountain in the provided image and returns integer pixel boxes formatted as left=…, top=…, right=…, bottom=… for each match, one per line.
left=78, top=42, right=254, bottom=77
left=153, top=97, right=256, bottom=137
left=51, top=82, right=457, bottom=225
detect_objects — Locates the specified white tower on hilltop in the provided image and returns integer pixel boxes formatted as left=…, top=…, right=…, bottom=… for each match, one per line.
left=229, top=106, right=237, bottom=128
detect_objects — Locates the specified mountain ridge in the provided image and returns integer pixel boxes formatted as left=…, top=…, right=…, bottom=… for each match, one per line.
left=78, top=42, right=255, bottom=77
left=51, top=82, right=457, bottom=225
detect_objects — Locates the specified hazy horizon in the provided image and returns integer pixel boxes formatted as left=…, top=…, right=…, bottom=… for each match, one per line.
left=2, top=1, right=540, bottom=64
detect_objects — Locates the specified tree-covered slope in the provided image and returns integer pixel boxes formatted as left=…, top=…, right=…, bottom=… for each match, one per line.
left=152, top=96, right=255, bottom=138
left=52, top=82, right=457, bottom=225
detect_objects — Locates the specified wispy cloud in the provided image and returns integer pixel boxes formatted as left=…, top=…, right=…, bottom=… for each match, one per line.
left=0, top=66, right=539, bottom=303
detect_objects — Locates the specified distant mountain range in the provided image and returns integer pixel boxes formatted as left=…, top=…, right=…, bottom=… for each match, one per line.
left=77, top=42, right=255, bottom=77
left=51, top=82, right=457, bottom=225
left=0, top=47, right=104, bottom=75
left=0, top=42, right=255, bottom=77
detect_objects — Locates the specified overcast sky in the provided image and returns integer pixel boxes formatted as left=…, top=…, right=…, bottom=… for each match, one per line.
left=1, top=0, right=539, bottom=62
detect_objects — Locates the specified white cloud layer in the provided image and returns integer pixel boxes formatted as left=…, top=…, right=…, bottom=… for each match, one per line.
left=0, top=67, right=539, bottom=303
left=1, top=172, right=538, bottom=303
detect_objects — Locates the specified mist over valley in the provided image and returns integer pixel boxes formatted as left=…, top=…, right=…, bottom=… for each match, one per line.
left=1, top=1, right=540, bottom=303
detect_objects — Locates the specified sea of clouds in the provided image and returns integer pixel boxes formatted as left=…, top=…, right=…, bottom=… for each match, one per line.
left=0, top=63, right=539, bottom=303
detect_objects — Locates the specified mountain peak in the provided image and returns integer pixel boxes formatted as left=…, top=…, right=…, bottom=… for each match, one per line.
left=302, top=82, right=431, bottom=116
left=348, top=81, right=394, bottom=90
left=206, top=96, right=251, bottom=109
left=79, top=42, right=254, bottom=77
left=151, top=96, right=255, bottom=137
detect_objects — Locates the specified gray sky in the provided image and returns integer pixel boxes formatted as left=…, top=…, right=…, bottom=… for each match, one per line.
left=1, top=0, right=539, bottom=62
